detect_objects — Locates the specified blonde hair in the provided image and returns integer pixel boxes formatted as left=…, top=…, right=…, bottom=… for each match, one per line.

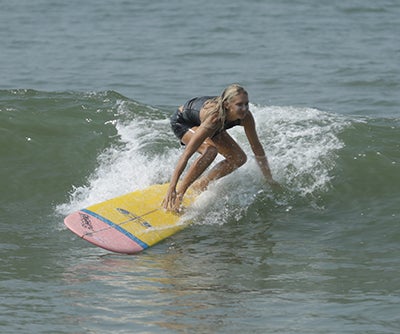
left=203, top=84, right=248, bottom=130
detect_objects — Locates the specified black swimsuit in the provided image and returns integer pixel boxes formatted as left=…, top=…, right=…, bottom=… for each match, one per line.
left=170, top=96, right=241, bottom=140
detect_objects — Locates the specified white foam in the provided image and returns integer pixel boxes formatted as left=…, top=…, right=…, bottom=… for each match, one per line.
left=57, top=100, right=180, bottom=214
left=247, top=105, right=348, bottom=196
left=57, top=102, right=349, bottom=224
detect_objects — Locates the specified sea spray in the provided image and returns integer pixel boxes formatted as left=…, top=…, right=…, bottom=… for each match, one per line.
left=57, top=100, right=350, bottom=226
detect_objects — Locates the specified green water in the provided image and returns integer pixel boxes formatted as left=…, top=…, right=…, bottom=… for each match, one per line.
left=1, top=90, right=399, bottom=333
left=1, top=0, right=400, bottom=333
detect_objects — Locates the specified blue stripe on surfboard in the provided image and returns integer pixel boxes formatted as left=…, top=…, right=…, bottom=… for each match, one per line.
left=81, top=208, right=149, bottom=250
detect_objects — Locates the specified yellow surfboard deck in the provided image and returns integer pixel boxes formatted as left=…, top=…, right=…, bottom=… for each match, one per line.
left=64, top=183, right=196, bottom=254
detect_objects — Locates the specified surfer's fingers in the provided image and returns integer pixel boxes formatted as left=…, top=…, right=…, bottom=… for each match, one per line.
left=161, top=189, right=176, bottom=209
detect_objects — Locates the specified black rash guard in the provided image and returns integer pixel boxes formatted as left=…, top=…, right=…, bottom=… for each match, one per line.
left=170, top=96, right=241, bottom=140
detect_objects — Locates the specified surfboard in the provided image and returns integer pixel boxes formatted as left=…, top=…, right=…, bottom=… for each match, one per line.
left=64, top=183, right=196, bottom=254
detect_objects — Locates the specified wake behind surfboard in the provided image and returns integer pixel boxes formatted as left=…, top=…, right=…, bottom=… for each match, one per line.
left=64, top=183, right=196, bottom=254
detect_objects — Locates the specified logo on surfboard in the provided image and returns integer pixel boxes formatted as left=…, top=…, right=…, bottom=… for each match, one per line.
left=116, top=208, right=152, bottom=228
left=79, top=212, right=94, bottom=231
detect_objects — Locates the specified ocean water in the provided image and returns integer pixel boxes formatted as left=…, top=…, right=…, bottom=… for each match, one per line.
left=1, top=0, right=399, bottom=333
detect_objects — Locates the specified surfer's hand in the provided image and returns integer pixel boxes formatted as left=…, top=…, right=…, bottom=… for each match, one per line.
left=162, top=189, right=176, bottom=210
left=162, top=189, right=183, bottom=212
left=266, top=178, right=283, bottom=191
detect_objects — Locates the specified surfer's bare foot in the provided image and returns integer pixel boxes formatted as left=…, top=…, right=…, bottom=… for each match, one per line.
left=190, top=177, right=209, bottom=194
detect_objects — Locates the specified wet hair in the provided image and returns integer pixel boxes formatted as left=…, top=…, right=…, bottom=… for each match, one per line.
left=203, top=84, right=248, bottom=130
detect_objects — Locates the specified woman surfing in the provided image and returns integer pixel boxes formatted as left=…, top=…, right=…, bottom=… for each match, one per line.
left=163, top=84, right=279, bottom=212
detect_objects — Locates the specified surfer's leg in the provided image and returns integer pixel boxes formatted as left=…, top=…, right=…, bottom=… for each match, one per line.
left=193, top=131, right=247, bottom=190
left=176, top=128, right=218, bottom=196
